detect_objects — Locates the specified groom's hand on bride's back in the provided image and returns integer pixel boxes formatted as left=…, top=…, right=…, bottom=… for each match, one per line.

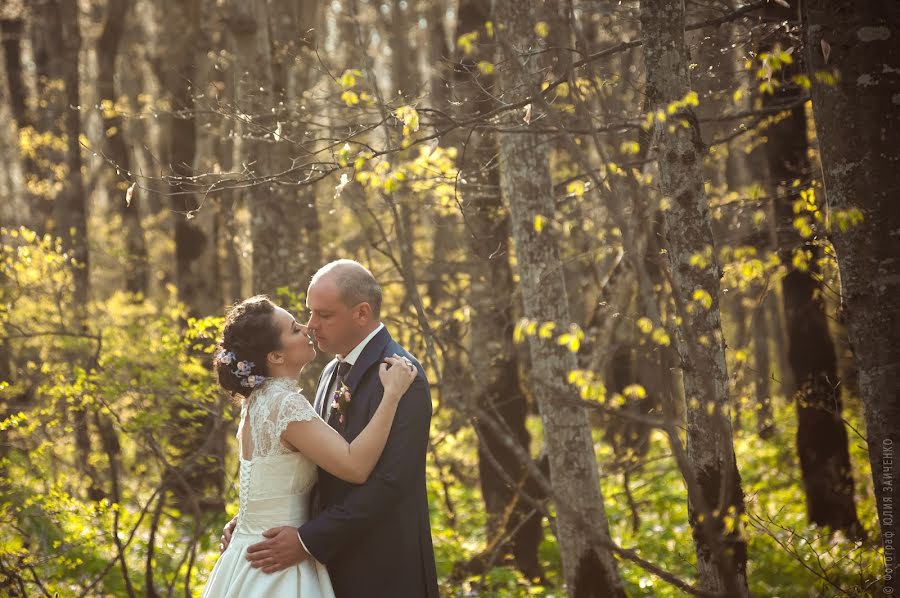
left=246, top=526, right=309, bottom=573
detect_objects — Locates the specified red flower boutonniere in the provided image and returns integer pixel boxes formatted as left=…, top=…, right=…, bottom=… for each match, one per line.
left=331, top=382, right=352, bottom=425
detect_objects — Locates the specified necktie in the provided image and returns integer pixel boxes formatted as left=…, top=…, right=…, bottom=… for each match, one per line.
left=326, top=361, right=352, bottom=427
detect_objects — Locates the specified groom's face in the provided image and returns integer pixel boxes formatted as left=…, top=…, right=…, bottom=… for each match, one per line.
left=306, top=279, right=366, bottom=357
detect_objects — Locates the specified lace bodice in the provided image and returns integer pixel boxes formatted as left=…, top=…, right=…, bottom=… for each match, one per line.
left=235, top=378, right=320, bottom=531
left=239, top=377, right=318, bottom=459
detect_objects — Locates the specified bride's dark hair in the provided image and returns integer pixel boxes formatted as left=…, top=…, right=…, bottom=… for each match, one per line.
left=213, top=295, right=282, bottom=398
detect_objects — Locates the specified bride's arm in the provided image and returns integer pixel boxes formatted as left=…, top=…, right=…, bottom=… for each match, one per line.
left=280, top=355, right=416, bottom=484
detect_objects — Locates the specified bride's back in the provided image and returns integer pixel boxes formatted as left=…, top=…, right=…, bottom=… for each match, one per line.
left=235, top=378, right=319, bottom=532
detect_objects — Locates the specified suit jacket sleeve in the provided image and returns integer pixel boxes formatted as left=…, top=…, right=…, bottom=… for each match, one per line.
left=298, top=374, right=431, bottom=564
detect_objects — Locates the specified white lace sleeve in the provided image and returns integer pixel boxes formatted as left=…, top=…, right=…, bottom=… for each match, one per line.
left=249, top=380, right=319, bottom=457
left=272, top=389, right=318, bottom=438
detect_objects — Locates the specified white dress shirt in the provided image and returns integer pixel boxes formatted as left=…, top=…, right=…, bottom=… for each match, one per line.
left=322, top=323, right=384, bottom=420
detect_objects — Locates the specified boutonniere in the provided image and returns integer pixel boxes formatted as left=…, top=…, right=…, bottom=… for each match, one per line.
left=331, top=382, right=352, bottom=425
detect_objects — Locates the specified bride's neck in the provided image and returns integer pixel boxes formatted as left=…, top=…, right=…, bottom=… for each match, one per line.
left=266, top=362, right=306, bottom=380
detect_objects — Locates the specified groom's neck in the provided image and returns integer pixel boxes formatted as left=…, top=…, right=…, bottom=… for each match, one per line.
left=338, top=321, right=381, bottom=359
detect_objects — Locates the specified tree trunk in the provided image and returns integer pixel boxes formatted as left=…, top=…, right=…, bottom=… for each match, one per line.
left=493, top=1, right=626, bottom=595
left=0, top=18, right=27, bottom=128
left=228, top=0, right=319, bottom=299
left=753, top=293, right=774, bottom=439
left=166, top=0, right=219, bottom=318
left=452, top=0, right=543, bottom=580
left=97, top=0, right=149, bottom=296
left=640, top=0, right=749, bottom=593
left=423, top=0, right=457, bottom=309
left=805, top=0, right=900, bottom=586
left=268, top=0, right=321, bottom=296
left=0, top=18, right=26, bottom=223
left=31, top=0, right=105, bottom=501
left=760, top=4, right=864, bottom=540
left=157, top=0, right=226, bottom=512
left=389, top=0, right=415, bottom=102
left=32, top=0, right=87, bottom=264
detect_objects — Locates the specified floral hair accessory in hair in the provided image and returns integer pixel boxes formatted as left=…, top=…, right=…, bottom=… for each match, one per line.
left=217, top=350, right=235, bottom=365
left=242, top=374, right=266, bottom=388
left=231, top=360, right=267, bottom=389
left=234, top=360, right=254, bottom=377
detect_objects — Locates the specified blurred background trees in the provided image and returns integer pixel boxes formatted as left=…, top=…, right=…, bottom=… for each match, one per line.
left=0, top=0, right=895, bottom=595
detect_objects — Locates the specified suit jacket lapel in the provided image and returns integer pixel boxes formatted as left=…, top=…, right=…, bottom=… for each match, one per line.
left=345, top=327, right=392, bottom=394
left=315, top=360, right=339, bottom=417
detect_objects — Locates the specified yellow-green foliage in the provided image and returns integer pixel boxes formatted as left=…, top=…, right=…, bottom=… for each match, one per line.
left=0, top=227, right=230, bottom=594
left=0, top=204, right=880, bottom=597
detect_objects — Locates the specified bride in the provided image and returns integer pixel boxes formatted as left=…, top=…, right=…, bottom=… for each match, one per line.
left=201, top=295, right=418, bottom=597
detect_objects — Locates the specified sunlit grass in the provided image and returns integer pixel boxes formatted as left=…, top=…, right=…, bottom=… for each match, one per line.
left=430, top=396, right=881, bottom=597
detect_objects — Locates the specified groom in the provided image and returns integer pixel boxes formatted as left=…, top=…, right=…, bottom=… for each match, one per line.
left=224, top=259, right=439, bottom=597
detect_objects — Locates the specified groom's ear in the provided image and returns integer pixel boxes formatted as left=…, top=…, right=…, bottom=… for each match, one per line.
left=354, top=302, right=373, bottom=323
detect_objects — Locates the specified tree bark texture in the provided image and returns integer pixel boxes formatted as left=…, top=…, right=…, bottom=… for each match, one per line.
left=32, top=0, right=88, bottom=308
left=805, top=0, right=900, bottom=586
left=97, top=0, right=149, bottom=296
left=157, top=0, right=225, bottom=512
left=228, top=0, right=321, bottom=298
left=641, top=0, right=749, bottom=593
left=761, top=3, right=863, bottom=539
left=0, top=19, right=26, bottom=224
left=452, top=0, right=543, bottom=579
left=493, top=1, right=626, bottom=595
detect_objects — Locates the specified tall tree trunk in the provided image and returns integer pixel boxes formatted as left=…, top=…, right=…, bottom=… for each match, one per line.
left=97, top=0, right=149, bottom=296
left=31, top=0, right=104, bottom=501
left=159, top=0, right=225, bottom=512
left=753, top=293, right=774, bottom=439
left=32, top=1, right=85, bottom=242
left=167, top=0, right=219, bottom=317
left=805, top=1, right=900, bottom=587
left=641, top=0, right=749, bottom=594
left=268, top=0, right=321, bottom=296
left=761, top=4, right=864, bottom=539
left=207, top=29, right=245, bottom=307
left=451, top=0, right=543, bottom=579
left=493, top=1, right=626, bottom=595
left=228, top=0, right=319, bottom=298
left=0, top=18, right=26, bottom=223
left=389, top=0, right=415, bottom=102
left=423, top=0, right=458, bottom=311
left=0, top=18, right=27, bottom=128
left=382, top=0, right=420, bottom=316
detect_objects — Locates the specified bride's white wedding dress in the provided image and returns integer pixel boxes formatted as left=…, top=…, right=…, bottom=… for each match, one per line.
left=202, top=377, right=335, bottom=597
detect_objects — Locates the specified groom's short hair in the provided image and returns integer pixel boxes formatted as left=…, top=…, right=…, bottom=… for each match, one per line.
left=311, top=259, right=382, bottom=319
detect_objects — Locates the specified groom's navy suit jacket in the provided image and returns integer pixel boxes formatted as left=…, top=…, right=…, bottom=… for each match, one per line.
left=300, top=327, right=439, bottom=598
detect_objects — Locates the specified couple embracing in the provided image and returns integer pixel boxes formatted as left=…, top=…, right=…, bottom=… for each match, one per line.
left=202, top=260, right=439, bottom=598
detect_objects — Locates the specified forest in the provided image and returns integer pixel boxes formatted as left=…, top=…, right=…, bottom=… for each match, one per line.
left=0, top=0, right=897, bottom=596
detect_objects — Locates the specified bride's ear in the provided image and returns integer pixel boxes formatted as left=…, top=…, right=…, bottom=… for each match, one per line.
left=267, top=350, right=284, bottom=366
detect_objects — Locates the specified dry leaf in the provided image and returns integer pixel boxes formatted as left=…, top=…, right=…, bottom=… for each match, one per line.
left=773, top=0, right=790, bottom=7
left=523, top=103, right=533, bottom=124
left=125, top=182, right=135, bottom=207
left=821, top=39, right=831, bottom=64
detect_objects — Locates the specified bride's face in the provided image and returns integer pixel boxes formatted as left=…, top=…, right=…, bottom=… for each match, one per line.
left=268, top=307, right=316, bottom=376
